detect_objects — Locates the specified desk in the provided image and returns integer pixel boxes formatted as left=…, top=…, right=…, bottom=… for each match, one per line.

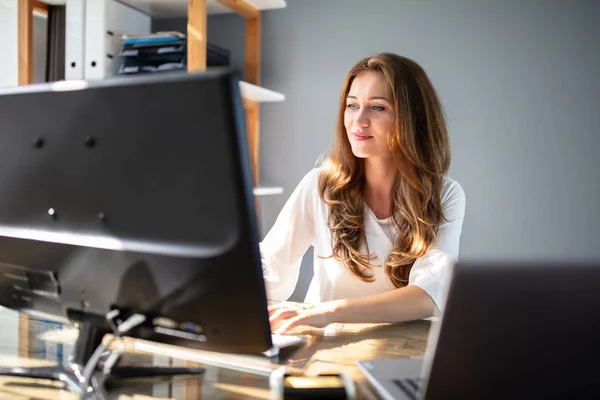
left=0, top=307, right=431, bottom=399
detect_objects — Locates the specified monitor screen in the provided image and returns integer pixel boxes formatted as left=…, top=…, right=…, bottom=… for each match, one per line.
left=0, top=69, right=272, bottom=355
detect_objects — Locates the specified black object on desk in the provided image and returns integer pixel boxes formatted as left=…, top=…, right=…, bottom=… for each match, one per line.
left=0, top=69, right=270, bottom=396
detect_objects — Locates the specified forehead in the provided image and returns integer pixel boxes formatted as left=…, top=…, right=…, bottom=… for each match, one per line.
left=348, top=71, right=388, bottom=97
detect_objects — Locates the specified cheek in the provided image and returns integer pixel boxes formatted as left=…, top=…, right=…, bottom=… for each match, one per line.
left=373, top=116, right=393, bottom=136
left=343, top=112, right=352, bottom=131
left=373, top=117, right=394, bottom=149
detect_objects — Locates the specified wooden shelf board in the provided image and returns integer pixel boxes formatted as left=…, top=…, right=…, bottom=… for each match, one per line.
left=108, top=0, right=286, bottom=19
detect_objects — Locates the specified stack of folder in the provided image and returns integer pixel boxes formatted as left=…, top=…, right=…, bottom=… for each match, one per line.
left=117, top=31, right=230, bottom=75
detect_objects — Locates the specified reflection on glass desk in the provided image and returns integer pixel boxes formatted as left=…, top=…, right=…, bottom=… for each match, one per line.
left=0, top=307, right=431, bottom=399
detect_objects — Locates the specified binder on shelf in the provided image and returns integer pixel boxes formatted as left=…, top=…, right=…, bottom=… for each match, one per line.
left=65, top=0, right=86, bottom=80
left=84, top=0, right=110, bottom=80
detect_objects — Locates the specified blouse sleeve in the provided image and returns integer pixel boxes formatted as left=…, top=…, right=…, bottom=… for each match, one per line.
left=259, top=168, right=319, bottom=301
left=408, top=180, right=466, bottom=311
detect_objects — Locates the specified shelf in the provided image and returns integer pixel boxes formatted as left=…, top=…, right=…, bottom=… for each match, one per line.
left=253, top=186, right=283, bottom=196
left=40, top=0, right=286, bottom=17
left=112, top=0, right=286, bottom=19
left=239, top=81, right=284, bottom=103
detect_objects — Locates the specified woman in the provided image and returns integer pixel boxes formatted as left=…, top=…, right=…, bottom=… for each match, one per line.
left=261, top=53, right=466, bottom=334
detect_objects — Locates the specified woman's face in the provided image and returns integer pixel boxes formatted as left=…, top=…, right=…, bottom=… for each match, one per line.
left=344, top=71, right=395, bottom=159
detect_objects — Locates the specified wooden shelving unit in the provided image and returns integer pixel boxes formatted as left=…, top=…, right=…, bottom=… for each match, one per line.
left=119, top=0, right=287, bottom=188
left=32, top=0, right=286, bottom=192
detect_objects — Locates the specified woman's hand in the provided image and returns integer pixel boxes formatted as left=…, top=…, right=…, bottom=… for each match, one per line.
left=269, top=302, right=341, bottom=334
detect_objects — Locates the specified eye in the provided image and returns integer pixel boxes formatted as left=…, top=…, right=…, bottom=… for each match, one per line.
left=346, top=104, right=359, bottom=110
left=372, top=105, right=386, bottom=111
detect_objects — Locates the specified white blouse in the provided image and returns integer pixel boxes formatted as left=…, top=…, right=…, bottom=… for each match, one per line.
left=260, top=168, right=466, bottom=311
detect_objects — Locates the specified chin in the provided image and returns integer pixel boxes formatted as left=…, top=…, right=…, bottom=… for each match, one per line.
left=351, top=151, right=370, bottom=158
left=350, top=145, right=372, bottom=158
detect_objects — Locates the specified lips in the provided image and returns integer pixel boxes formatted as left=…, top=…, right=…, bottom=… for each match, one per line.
left=353, top=132, right=373, bottom=141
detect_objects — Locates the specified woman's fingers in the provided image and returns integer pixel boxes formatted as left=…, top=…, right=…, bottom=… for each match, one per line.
left=268, top=303, right=312, bottom=316
left=268, top=303, right=318, bottom=333
left=274, top=306, right=333, bottom=334
left=269, top=308, right=299, bottom=327
left=276, top=315, right=306, bottom=335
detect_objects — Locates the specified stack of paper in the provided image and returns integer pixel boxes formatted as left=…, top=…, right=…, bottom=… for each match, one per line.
left=117, top=31, right=230, bottom=75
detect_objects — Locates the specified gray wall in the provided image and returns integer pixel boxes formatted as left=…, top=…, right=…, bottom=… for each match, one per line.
left=155, top=0, right=600, bottom=300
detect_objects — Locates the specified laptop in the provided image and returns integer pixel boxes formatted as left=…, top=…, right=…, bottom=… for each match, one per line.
left=357, top=261, right=600, bottom=399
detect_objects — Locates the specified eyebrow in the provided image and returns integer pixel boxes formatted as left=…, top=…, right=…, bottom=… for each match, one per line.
left=346, top=95, right=391, bottom=102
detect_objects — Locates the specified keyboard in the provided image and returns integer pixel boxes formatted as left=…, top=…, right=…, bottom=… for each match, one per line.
left=393, top=378, right=423, bottom=400
left=261, top=334, right=306, bottom=358
left=271, top=334, right=305, bottom=348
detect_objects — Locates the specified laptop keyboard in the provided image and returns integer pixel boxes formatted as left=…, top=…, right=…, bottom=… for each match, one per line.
left=392, top=378, right=423, bottom=400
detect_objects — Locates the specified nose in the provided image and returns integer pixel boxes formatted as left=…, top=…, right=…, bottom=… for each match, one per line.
left=354, top=109, right=370, bottom=128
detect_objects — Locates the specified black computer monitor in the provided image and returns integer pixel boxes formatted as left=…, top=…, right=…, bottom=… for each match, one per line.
left=0, top=69, right=271, bottom=392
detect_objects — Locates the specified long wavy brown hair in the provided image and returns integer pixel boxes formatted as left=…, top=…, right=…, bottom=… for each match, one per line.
left=318, top=53, right=450, bottom=288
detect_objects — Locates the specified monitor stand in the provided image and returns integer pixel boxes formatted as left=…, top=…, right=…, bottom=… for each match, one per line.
left=0, top=316, right=205, bottom=398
